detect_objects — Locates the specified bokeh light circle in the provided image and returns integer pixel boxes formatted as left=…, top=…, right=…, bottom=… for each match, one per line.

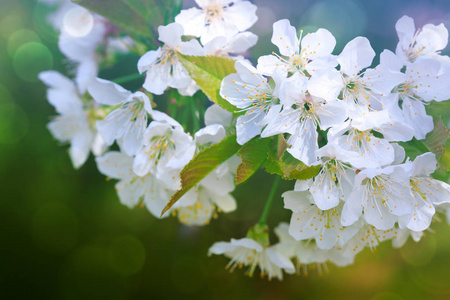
left=7, top=29, right=41, bottom=57
left=62, top=6, right=94, bottom=37
left=13, top=42, right=53, bottom=82
left=0, top=102, right=29, bottom=144
left=108, top=235, right=146, bottom=276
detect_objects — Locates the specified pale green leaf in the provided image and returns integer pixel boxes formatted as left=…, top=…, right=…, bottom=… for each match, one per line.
left=235, top=137, right=271, bottom=185
left=177, top=54, right=237, bottom=113
left=263, top=137, right=320, bottom=181
left=73, top=0, right=179, bottom=43
left=400, top=117, right=449, bottom=160
left=161, top=134, right=241, bottom=216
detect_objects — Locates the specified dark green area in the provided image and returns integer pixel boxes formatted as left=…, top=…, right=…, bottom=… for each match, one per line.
left=1, top=0, right=450, bottom=299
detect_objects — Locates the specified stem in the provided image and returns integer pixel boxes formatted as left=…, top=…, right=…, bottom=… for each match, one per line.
left=111, top=73, right=144, bottom=84
left=258, top=175, right=281, bottom=225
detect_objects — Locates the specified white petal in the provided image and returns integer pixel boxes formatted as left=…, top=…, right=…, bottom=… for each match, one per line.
left=70, top=129, right=92, bottom=169
left=88, top=77, right=131, bottom=105
left=222, top=1, right=257, bottom=32
left=395, top=15, right=416, bottom=53
left=412, top=152, right=437, bottom=176
left=174, top=8, right=204, bottom=37
left=213, top=193, right=237, bottom=213
left=225, top=31, right=258, bottom=53
left=294, top=179, right=313, bottom=191
left=338, top=37, right=375, bottom=75
left=137, top=48, right=161, bottom=74
left=194, top=124, right=226, bottom=146
left=204, top=104, right=233, bottom=127
left=282, top=191, right=311, bottom=214
left=230, top=238, right=263, bottom=252
left=257, top=55, right=286, bottom=77
left=380, top=49, right=403, bottom=72
left=308, top=69, right=343, bottom=101
left=401, top=97, right=433, bottom=140
left=158, top=23, right=183, bottom=46
left=235, top=111, right=265, bottom=145
left=208, top=241, right=236, bottom=255
left=96, top=151, right=134, bottom=179
left=287, top=118, right=319, bottom=166
left=271, top=19, right=298, bottom=56
left=301, top=28, right=336, bottom=62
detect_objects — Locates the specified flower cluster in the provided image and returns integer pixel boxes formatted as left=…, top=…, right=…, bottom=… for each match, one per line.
left=40, top=0, right=450, bottom=280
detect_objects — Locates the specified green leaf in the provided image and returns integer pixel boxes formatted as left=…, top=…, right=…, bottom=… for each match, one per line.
left=235, top=137, right=271, bottom=185
left=161, top=134, right=241, bottom=216
left=400, top=117, right=449, bottom=160
left=177, top=54, right=237, bottom=113
left=263, top=137, right=321, bottom=181
left=438, top=145, right=450, bottom=172
left=423, top=118, right=449, bottom=159
left=73, top=0, right=178, bottom=43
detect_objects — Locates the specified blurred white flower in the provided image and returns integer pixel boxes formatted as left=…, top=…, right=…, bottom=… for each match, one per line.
left=138, top=23, right=204, bottom=96
left=39, top=71, right=107, bottom=168
left=175, top=0, right=258, bottom=45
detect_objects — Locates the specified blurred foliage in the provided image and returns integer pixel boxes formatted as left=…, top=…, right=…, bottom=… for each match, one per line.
left=1, top=0, right=450, bottom=299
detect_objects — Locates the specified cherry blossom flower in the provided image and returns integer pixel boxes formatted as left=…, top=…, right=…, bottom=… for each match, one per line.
left=220, top=60, right=281, bottom=144
left=204, top=32, right=258, bottom=57
left=175, top=0, right=258, bottom=45
left=96, top=151, right=174, bottom=218
left=39, top=70, right=106, bottom=168
left=274, top=223, right=355, bottom=274
left=398, top=153, right=450, bottom=231
left=308, top=37, right=405, bottom=106
left=341, top=164, right=413, bottom=230
left=138, top=23, right=204, bottom=96
left=395, top=15, right=449, bottom=64
left=173, top=125, right=237, bottom=225
left=257, top=19, right=337, bottom=77
left=261, top=72, right=348, bottom=165
left=209, top=232, right=295, bottom=280
left=88, top=78, right=153, bottom=156
left=133, top=118, right=196, bottom=190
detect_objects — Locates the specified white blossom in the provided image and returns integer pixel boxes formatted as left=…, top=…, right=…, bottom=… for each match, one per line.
left=220, top=60, right=281, bottom=144
left=308, top=37, right=405, bottom=106
left=261, top=72, right=348, bottom=165
left=204, top=31, right=258, bottom=57
left=398, top=153, right=450, bottom=231
left=138, top=23, right=204, bottom=96
left=257, top=19, right=337, bottom=77
left=133, top=118, right=196, bottom=190
left=96, top=151, right=174, bottom=218
left=209, top=237, right=294, bottom=280
left=395, top=15, right=448, bottom=64
left=274, top=222, right=355, bottom=274
left=39, top=70, right=107, bottom=168
left=174, top=125, right=237, bottom=225
left=175, top=0, right=258, bottom=45
left=341, top=165, right=413, bottom=230
left=88, top=78, right=153, bottom=156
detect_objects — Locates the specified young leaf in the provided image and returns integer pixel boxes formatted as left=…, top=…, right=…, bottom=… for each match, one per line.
left=177, top=54, right=237, bottom=113
left=264, top=137, right=321, bottom=181
left=235, top=137, right=271, bottom=185
left=73, top=0, right=178, bottom=43
left=161, top=134, right=241, bottom=216
left=400, top=117, right=449, bottom=160
left=423, top=118, right=449, bottom=159
left=439, top=145, right=450, bottom=172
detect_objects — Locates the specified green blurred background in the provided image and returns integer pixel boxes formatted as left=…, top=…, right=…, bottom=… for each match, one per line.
left=1, top=0, right=450, bottom=299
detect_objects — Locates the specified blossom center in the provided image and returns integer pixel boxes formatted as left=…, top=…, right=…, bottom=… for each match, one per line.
left=145, top=135, right=175, bottom=169
left=205, top=5, right=224, bottom=24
